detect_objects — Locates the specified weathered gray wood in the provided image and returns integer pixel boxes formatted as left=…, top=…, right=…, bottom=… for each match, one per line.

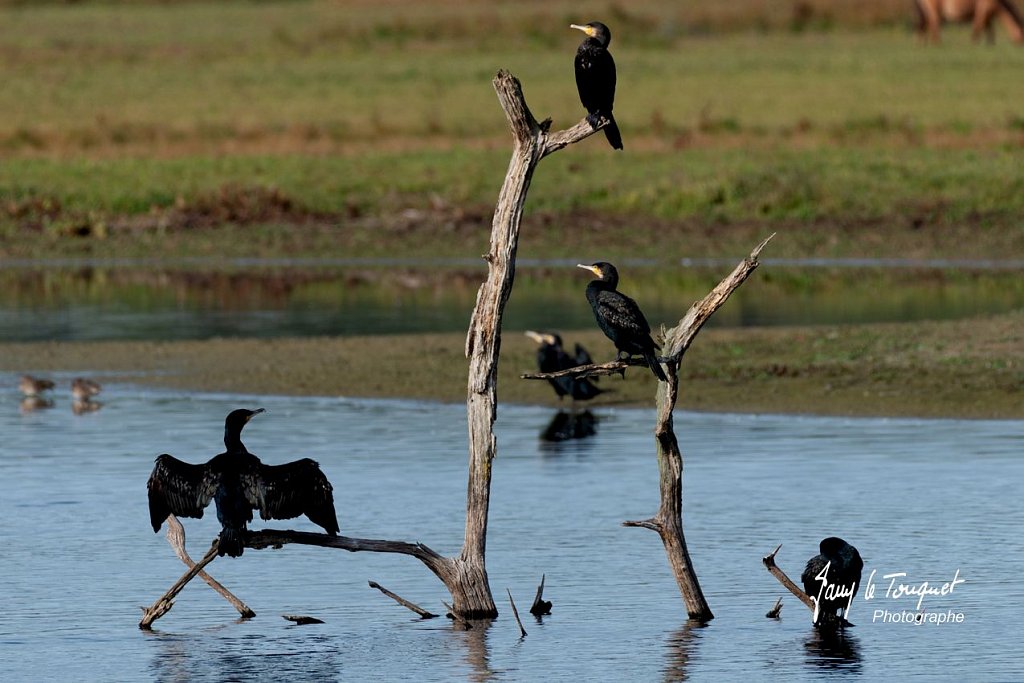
left=140, top=68, right=607, bottom=625
left=457, top=69, right=612, bottom=618
left=532, top=235, right=775, bottom=621
left=368, top=581, right=439, bottom=619
left=507, top=589, right=527, bottom=638
left=166, top=515, right=255, bottom=619
left=139, top=539, right=220, bottom=629
left=762, top=543, right=815, bottom=611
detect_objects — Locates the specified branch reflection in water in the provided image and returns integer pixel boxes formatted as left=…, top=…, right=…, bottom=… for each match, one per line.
left=662, top=621, right=708, bottom=682
left=458, top=619, right=496, bottom=683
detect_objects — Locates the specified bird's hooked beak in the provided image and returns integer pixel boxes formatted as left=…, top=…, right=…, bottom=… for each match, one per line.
left=577, top=263, right=601, bottom=277
left=570, top=23, right=596, bottom=37
left=246, top=408, right=266, bottom=422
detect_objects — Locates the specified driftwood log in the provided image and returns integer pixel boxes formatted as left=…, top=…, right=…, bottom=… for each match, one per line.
left=524, top=234, right=773, bottom=621
left=140, top=69, right=615, bottom=627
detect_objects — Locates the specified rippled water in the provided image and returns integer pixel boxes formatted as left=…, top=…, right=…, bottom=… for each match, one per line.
left=1, top=383, right=1020, bottom=680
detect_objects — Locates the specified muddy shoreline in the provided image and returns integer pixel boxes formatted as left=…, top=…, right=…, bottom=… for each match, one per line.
left=4, top=315, right=1020, bottom=420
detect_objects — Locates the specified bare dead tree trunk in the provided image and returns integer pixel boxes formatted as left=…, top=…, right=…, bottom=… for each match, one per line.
left=140, top=69, right=612, bottom=626
left=527, top=235, right=774, bottom=622
left=456, top=69, right=617, bottom=617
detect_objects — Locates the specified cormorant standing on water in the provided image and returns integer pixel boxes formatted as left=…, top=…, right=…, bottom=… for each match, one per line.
left=801, top=537, right=864, bottom=627
left=147, top=408, right=339, bottom=557
left=571, top=21, right=622, bottom=150
left=525, top=330, right=603, bottom=401
left=577, top=262, right=667, bottom=381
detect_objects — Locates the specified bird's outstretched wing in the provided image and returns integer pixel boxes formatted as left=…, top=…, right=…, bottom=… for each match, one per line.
left=595, top=291, right=654, bottom=339
left=147, top=454, right=219, bottom=532
left=243, top=458, right=339, bottom=535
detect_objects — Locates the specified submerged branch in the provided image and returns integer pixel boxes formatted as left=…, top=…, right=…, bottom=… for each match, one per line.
left=369, top=581, right=439, bottom=619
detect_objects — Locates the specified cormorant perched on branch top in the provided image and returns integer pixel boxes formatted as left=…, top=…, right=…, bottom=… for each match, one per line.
left=525, top=330, right=603, bottom=401
left=147, top=408, right=339, bottom=557
left=801, top=537, right=864, bottom=628
left=571, top=21, right=622, bottom=150
left=577, top=262, right=667, bottom=381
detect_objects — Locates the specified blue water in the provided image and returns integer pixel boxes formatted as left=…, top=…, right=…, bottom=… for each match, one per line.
left=0, top=383, right=1020, bottom=680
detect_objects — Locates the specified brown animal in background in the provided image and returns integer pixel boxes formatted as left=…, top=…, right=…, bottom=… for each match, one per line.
left=915, top=0, right=1024, bottom=44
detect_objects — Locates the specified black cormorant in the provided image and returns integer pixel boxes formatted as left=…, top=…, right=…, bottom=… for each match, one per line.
left=525, top=330, right=602, bottom=401
left=71, top=377, right=101, bottom=402
left=147, top=408, right=339, bottom=557
left=19, top=375, right=55, bottom=397
left=577, top=262, right=667, bottom=381
left=571, top=21, right=622, bottom=150
left=801, top=537, right=864, bottom=627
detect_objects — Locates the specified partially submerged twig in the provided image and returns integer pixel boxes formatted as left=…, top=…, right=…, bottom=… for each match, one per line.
left=766, top=597, right=783, bottom=619
left=369, top=581, right=439, bottom=619
left=529, top=574, right=552, bottom=616
left=507, top=589, right=528, bottom=638
left=762, top=544, right=815, bottom=611
left=443, top=601, right=473, bottom=630
left=139, top=539, right=220, bottom=629
left=165, top=515, right=254, bottom=619
left=283, top=614, right=324, bottom=625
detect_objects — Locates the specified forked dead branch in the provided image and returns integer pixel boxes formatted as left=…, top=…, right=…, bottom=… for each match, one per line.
left=524, top=234, right=773, bottom=622
left=140, top=69, right=617, bottom=628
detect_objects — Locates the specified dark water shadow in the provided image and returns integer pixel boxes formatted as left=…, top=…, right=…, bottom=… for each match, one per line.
left=539, top=410, right=598, bottom=443
left=803, top=627, right=862, bottom=674
left=662, top=620, right=708, bottom=682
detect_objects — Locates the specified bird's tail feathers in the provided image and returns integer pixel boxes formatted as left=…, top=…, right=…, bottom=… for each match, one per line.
left=218, top=527, right=246, bottom=557
left=644, top=348, right=668, bottom=382
left=604, top=117, right=623, bottom=150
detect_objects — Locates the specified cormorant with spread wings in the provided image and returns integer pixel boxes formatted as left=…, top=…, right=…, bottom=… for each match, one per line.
left=147, top=408, right=339, bottom=557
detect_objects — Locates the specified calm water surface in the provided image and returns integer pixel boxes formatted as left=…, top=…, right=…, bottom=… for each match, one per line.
left=2, top=263, right=1022, bottom=341
left=0, top=382, right=1019, bottom=680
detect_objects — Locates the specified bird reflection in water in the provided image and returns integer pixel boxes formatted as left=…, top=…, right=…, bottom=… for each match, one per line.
left=803, top=628, right=862, bottom=673
left=540, top=409, right=598, bottom=442
left=20, top=396, right=54, bottom=414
